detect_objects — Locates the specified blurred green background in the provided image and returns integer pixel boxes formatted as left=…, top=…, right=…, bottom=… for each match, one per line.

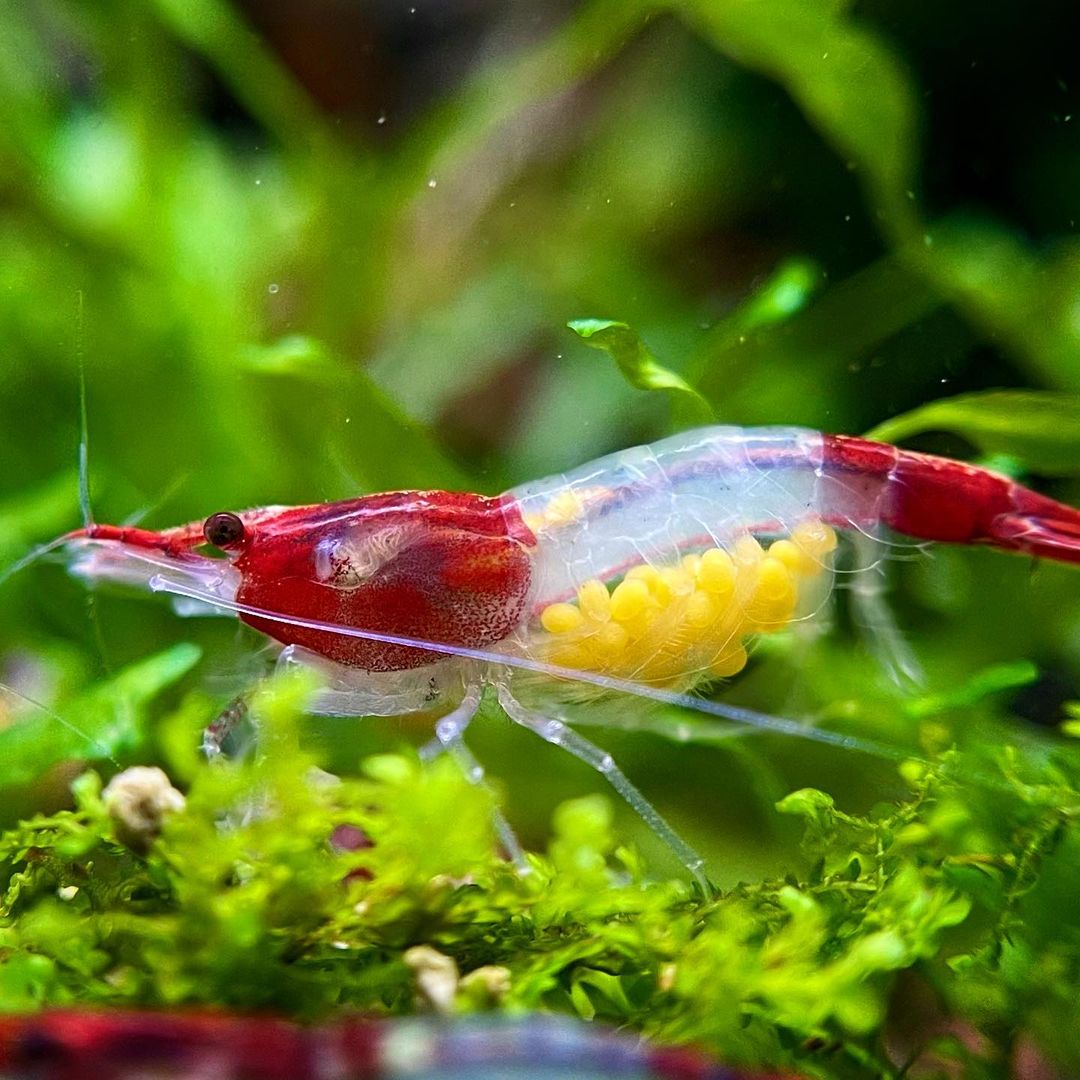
left=2, top=0, right=1080, bottom=883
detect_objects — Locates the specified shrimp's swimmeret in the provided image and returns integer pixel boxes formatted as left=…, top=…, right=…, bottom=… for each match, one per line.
left=54, top=427, right=1080, bottom=886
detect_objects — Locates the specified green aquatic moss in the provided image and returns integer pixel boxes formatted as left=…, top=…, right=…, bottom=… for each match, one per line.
left=2, top=673, right=1079, bottom=1079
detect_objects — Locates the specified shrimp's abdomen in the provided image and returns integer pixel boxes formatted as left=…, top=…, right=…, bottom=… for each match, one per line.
left=823, top=435, right=1080, bottom=564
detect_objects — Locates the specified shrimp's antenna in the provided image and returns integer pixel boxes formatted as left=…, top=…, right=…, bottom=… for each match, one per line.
left=0, top=536, right=73, bottom=591
left=73, top=290, right=112, bottom=673
left=0, top=681, right=120, bottom=767
left=146, top=573, right=906, bottom=761
left=76, top=289, right=93, bottom=529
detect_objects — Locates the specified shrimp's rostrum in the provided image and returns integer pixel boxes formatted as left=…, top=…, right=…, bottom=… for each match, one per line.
left=54, top=426, right=1080, bottom=885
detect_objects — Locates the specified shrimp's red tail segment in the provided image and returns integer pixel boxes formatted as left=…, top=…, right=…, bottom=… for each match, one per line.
left=824, top=435, right=1080, bottom=564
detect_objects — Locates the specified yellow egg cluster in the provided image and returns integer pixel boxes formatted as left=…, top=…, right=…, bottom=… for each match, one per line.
left=536, top=519, right=837, bottom=687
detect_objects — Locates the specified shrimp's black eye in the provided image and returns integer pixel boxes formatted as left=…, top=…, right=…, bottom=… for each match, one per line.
left=203, top=512, right=246, bottom=549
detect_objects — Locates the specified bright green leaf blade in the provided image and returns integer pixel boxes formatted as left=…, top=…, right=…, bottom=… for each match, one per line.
left=866, top=391, right=1080, bottom=476
left=567, top=319, right=714, bottom=422
left=0, top=644, right=201, bottom=786
left=682, top=257, right=823, bottom=402
left=903, top=660, right=1039, bottom=721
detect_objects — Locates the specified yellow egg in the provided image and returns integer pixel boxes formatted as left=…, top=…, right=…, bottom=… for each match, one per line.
left=619, top=607, right=659, bottom=641
left=610, top=578, right=650, bottom=622
left=709, top=644, right=748, bottom=678
left=549, top=644, right=591, bottom=670
left=577, top=579, right=611, bottom=622
left=748, top=589, right=797, bottom=629
left=540, top=602, right=585, bottom=635
left=755, top=557, right=793, bottom=599
left=792, top=519, right=837, bottom=557
left=683, top=590, right=717, bottom=630
left=653, top=567, right=694, bottom=605
left=625, top=563, right=660, bottom=584
left=589, top=620, right=629, bottom=659
left=641, top=649, right=683, bottom=684
left=768, top=538, right=817, bottom=576
left=697, top=548, right=735, bottom=597
left=681, top=552, right=703, bottom=577
left=733, top=534, right=764, bottom=565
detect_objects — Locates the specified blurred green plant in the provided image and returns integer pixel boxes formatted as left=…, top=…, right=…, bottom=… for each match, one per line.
left=2, top=676, right=1079, bottom=1078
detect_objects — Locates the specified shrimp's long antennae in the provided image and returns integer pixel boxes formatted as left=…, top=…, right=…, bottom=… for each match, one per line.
left=0, top=536, right=75, bottom=591
left=0, top=295, right=96, bottom=592
left=77, top=289, right=93, bottom=529
left=147, top=573, right=904, bottom=761
left=0, top=680, right=119, bottom=767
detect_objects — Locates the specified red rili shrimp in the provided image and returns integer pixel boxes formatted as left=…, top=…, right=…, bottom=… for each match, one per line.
left=0, top=1009, right=770, bottom=1080
left=50, top=426, right=1080, bottom=885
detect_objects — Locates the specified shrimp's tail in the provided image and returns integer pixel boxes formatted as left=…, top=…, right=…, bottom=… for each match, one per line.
left=982, top=495, right=1080, bottom=565
left=824, top=435, right=1080, bottom=565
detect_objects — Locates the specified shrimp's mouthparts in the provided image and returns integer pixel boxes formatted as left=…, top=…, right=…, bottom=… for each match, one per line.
left=61, top=528, right=241, bottom=611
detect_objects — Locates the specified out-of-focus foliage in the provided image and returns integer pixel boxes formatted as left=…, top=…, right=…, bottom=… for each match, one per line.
left=866, top=391, right=1080, bottom=476
left=2, top=0, right=1080, bottom=1076
left=2, top=679, right=1080, bottom=1080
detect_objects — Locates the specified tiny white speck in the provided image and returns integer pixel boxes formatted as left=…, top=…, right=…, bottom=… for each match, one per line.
left=409, top=5, right=415, bottom=11
left=605, top=197, right=611, bottom=204
left=822, top=51, right=829, bottom=59
left=940, top=378, right=948, bottom=383
left=556, top=353, right=562, bottom=359
left=268, top=283, right=279, bottom=294
left=427, top=178, right=437, bottom=188
left=738, top=335, right=746, bottom=344
left=345, top=417, right=351, bottom=424
left=844, top=214, right=851, bottom=221
left=254, top=178, right=262, bottom=186
left=509, top=201, right=516, bottom=207
left=377, top=113, right=387, bottom=124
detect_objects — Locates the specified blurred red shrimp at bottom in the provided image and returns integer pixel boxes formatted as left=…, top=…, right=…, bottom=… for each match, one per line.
left=52, top=426, right=1080, bottom=887
left=0, top=1009, right=789, bottom=1080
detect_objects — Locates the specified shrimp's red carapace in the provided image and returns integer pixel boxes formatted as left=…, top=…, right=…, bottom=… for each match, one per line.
left=67, top=491, right=536, bottom=672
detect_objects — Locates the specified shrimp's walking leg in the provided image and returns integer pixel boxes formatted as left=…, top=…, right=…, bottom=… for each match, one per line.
left=848, top=532, right=924, bottom=688
left=203, top=696, right=254, bottom=761
left=496, top=686, right=710, bottom=891
left=418, top=687, right=527, bottom=871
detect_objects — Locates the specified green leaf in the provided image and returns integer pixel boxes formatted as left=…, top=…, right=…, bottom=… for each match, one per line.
left=0, top=643, right=201, bottom=786
left=915, top=218, right=1080, bottom=392
left=904, top=661, right=1039, bottom=721
left=734, top=257, right=822, bottom=332
left=242, top=336, right=475, bottom=492
left=567, top=319, right=714, bottom=422
left=866, top=390, right=1080, bottom=476
left=678, top=0, right=918, bottom=238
